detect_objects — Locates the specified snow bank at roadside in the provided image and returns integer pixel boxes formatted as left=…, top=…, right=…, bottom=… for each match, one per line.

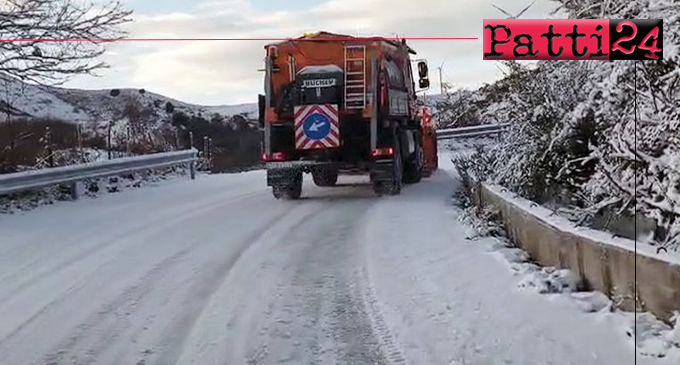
left=485, top=183, right=680, bottom=265
left=458, top=201, right=680, bottom=360
left=0, top=166, right=192, bottom=214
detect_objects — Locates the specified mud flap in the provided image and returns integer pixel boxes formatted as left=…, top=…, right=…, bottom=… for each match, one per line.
left=370, top=160, right=394, bottom=183
left=268, top=168, right=303, bottom=199
left=267, top=168, right=301, bottom=187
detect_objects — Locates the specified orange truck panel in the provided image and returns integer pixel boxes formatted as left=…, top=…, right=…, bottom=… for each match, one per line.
left=420, top=107, right=438, bottom=176
left=264, top=32, right=413, bottom=124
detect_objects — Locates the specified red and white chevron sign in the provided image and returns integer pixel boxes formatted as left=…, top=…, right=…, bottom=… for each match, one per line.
left=294, top=104, right=340, bottom=150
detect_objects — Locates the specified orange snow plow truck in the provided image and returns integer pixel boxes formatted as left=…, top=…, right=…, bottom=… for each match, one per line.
left=258, top=32, right=438, bottom=199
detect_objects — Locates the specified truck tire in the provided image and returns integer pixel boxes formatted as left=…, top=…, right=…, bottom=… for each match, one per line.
left=372, top=134, right=402, bottom=197
left=272, top=171, right=302, bottom=200
left=403, top=136, right=423, bottom=184
left=272, top=186, right=285, bottom=199
left=387, top=133, right=403, bottom=195
left=373, top=181, right=387, bottom=197
left=312, top=168, right=338, bottom=187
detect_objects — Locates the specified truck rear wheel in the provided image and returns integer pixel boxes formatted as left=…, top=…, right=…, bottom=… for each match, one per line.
left=373, top=181, right=388, bottom=196
left=403, top=136, right=423, bottom=184
left=272, top=171, right=302, bottom=200
left=372, top=130, right=404, bottom=197
left=387, top=134, right=403, bottom=195
left=312, top=168, right=338, bottom=187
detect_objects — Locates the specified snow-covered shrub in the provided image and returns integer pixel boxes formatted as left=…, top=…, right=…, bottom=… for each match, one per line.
left=457, top=0, right=680, bottom=249
left=435, top=89, right=484, bottom=128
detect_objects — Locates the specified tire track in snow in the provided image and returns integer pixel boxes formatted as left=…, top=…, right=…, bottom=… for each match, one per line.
left=239, top=203, right=343, bottom=364
left=153, top=206, right=304, bottom=365
left=0, top=190, right=264, bottom=306
left=238, top=194, right=393, bottom=365
left=354, top=201, right=410, bottom=365
left=172, top=199, right=337, bottom=365
left=358, top=260, right=408, bottom=365
left=0, top=180, right=248, bottom=261
left=0, top=190, right=268, bottom=364
left=38, top=192, right=282, bottom=365
left=41, top=245, right=196, bottom=365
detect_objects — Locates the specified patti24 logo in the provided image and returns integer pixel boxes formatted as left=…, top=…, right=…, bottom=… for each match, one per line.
left=483, top=19, right=663, bottom=60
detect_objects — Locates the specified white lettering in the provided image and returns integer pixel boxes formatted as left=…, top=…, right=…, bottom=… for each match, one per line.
left=302, top=79, right=336, bottom=88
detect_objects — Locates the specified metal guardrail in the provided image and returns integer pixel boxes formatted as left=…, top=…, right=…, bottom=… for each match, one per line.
left=437, top=123, right=510, bottom=140
left=0, top=148, right=199, bottom=197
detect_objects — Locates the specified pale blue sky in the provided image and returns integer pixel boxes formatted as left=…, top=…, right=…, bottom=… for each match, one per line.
left=65, top=0, right=556, bottom=106
left=126, top=0, right=323, bottom=13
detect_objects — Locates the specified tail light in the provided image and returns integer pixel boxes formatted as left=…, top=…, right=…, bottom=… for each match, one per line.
left=371, top=147, right=394, bottom=159
left=261, top=152, right=286, bottom=161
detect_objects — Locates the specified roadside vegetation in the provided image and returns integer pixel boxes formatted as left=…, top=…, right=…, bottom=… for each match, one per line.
left=449, top=0, right=680, bottom=250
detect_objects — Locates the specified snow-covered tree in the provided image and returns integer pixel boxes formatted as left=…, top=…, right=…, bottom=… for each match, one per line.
left=459, top=0, right=680, bottom=249
left=435, top=89, right=482, bottom=128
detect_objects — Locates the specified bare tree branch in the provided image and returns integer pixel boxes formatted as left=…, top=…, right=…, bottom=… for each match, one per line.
left=0, top=0, right=133, bottom=85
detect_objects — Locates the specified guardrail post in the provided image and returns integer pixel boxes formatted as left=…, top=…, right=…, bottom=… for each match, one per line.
left=70, top=181, right=79, bottom=200
left=126, top=126, right=131, bottom=154
left=190, top=161, right=196, bottom=180
left=107, top=121, right=112, bottom=160
left=45, top=126, right=54, bottom=168
left=208, top=137, right=213, bottom=171
left=77, top=123, right=84, bottom=163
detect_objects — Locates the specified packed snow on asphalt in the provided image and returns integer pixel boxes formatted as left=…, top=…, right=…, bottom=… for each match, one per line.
left=0, top=154, right=671, bottom=365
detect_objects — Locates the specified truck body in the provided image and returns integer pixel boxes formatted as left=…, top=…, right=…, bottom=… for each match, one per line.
left=258, top=31, right=437, bottom=198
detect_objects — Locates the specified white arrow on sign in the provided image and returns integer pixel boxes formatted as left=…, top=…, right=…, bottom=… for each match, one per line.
left=309, top=121, right=325, bottom=132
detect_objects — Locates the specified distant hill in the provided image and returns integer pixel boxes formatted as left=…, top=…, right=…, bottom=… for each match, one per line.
left=0, top=75, right=258, bottom=130
left=0, top=75, right=462, bottom=130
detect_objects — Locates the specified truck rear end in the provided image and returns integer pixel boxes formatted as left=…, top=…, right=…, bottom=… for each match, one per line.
left=258, top=32, right=434, bottom=198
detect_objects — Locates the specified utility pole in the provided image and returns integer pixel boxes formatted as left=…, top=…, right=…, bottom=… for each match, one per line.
left=439, top=67, right=444, bottom=94
left=437, top=60, right=445, bottom=95
left=107, top=89, right=120, bottom=160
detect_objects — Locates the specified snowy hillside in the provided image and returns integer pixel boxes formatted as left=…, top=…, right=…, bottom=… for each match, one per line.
left=0, top=75, right=258, bottom=128
left=0, top=72, right=466, bottom=131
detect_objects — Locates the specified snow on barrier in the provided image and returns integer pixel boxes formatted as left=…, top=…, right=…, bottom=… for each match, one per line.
left=459, top=173, right=680, bottom=323
left=0, top=148, right=199, bottom=198
left=437, top=123, right=510, bottom=140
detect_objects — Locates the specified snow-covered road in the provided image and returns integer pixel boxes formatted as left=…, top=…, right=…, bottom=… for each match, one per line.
left=0, top=157, right=663, bottom=365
